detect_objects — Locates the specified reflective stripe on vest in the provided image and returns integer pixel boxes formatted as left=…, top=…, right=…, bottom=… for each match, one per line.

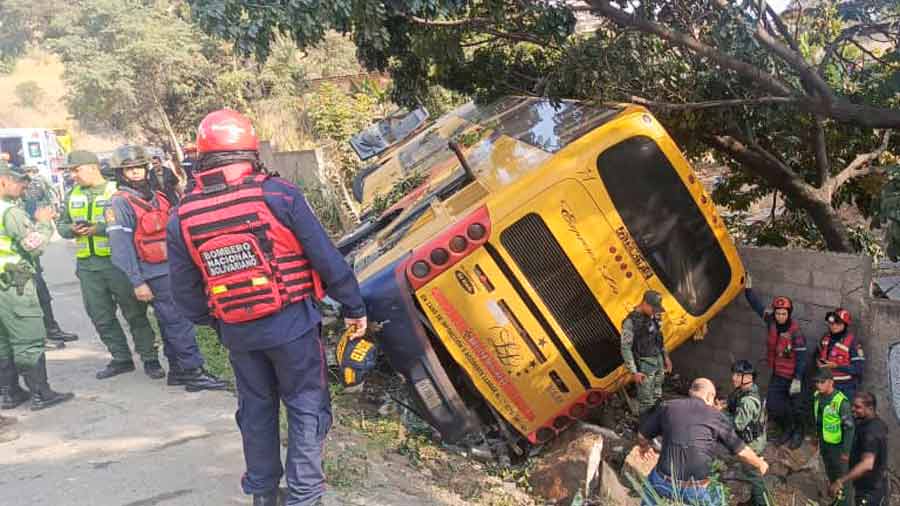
left=769, top=320, right=802, bottom=379
left=0, top=200, right=22, bottom=269
left=177, top=167, right=324, bottom=324
left=815, top=391, right=847, bottom=445
left=68, top=181, right=117, bottom=258
left=819, top=332, right=856, bottom=382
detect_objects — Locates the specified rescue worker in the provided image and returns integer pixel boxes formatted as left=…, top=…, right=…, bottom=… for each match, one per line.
left=638, top=378, right=768, bottom=506
left=744, top=274, right=807, bottom=449
left=818, top=309, right=865, bottom=400
left=21, top=165, right=79, bottom=347
left=58, top=150, right=162, bottom=380
left=0, top=161, right=74, bottom=410
left=830, top=392, right=889, bottom=506
left=721, top=360, right=769, bottom=506
left=813, top=368, right=855, bottom=506
left=167, top=110, right=367, bottom=506
left=621, top=290, right=672, bottom=420
left=106, top=145, right=226, bottom=391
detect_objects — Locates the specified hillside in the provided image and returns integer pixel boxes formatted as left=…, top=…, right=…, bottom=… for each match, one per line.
left=0, top=50, right=124, bottom=152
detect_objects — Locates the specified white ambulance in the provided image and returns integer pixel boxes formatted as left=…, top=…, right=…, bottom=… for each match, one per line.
left=0, top=128, right=67, bottom=191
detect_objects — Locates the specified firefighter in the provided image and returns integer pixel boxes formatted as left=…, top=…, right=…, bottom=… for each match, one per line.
left=167, top=110, right=366, bottom=506
left=818, top=309, right=865, bottom=401
left=621, top=290, right=672, bottom=420
left=813, top=368, right=855, bottom=506
left=21, top=165, right=79, bottom=347
left=58, top=150, right=162, bottom=380
left=721, top=360, right=769, bottom=506
left=744, top=274, right=807, bottom=448
left=0, top=161, right=74, bottom=410
left=106, top=145, right=227, bottom=392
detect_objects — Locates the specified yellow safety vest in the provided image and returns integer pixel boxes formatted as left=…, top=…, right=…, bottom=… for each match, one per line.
left=0, top=199, right=22, bottom=269
left=67, top=181, right=117, bottom=258
left=815, top=390, right=847, bottom=445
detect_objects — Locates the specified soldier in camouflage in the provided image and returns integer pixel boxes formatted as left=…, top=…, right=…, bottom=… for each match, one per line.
left=21, top=166, right=78, bottom=346
left=720, top=360, right=769, bottom=506
left=620, top=290, right=672, bottom=420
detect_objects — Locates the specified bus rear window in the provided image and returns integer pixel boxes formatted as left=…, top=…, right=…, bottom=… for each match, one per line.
left=596, top=136, right=731, bottom=315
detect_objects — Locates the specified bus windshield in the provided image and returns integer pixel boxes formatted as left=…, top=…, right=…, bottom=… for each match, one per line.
left=597, top=136, right=731, bottom=315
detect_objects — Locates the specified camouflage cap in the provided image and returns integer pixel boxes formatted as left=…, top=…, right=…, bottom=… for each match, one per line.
left=642, top=290, right=665, bottom=313
left=0, top=160, right=30, bottom=181
left=64, top=150, right=100, bottom=168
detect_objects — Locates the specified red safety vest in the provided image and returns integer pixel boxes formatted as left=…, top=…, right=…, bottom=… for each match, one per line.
left=768, top=320, right=802, bottom=379
left=177, top=163, right=324, bottom=324
left=116, top=191, right=171, bottom=264
left=819, top=332, right=855, bottom=382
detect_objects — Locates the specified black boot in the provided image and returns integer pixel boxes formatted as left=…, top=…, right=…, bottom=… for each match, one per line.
left=774, top=416, right=794, bottom=446
left=252, top=490, right=279, bottom=506
left=178, top=368, right=228, bottom=392
left=167, top=366, right=185, bottom=386
left=143, top=360, right=165, bottom=380
left=96, top=360, right=136, bottom=380
left=45, top=323, right=79, bottom=343
left=22, top=354, right=74, bottom=411
left=0, top=359, right=29, bottom=409
left=788, top=423, right=804, bottom=449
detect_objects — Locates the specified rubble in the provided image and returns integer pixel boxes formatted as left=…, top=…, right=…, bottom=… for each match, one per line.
left=528, top=423, right=605, bottom=505
left=622, top=445, right=658, bottom=480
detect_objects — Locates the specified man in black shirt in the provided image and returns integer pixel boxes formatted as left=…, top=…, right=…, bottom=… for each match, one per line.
left=830, top=391, right=889, bottom=505
left=637, top=378, right=769, bottom=506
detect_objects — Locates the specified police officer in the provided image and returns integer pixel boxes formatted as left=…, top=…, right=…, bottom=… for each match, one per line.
left=722, top=360, right=769, bottom=506
left=813, top=368, right=855, bottom=506
left=58, top=150, right=162, bottom=380
left=831, top=392, right=889, bottom=506
left=818, top=309, right=865, bottom=400
left=0, top=161, right=74, bottom=410
left=621, top=290, right=672, bottom=420
left=21, top=165, right=79, bottom=347
left=107, top=145, right=226, bottom=391
left=639, top=378, right=768, bottom=506
left=167, top=110, right=366, bottom=506
left=744, top=275, right=807, bottom=449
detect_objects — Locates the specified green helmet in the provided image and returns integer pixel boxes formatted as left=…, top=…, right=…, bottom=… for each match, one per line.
left=110, top=145, right=150, bottom=169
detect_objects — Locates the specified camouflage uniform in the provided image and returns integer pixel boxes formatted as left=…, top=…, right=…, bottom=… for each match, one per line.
left=621, top=309, right=667, bottom=416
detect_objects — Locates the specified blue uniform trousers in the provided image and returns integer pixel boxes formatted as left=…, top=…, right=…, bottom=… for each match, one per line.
left=230, top=327, right=332, bottom=506
left=146, top=275, right=204, bottom=371
left=835, top=380, right=857, bottom=402
left=641, top=469, right=725, bottom=506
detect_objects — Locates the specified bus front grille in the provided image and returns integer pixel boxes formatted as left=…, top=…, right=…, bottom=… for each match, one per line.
left=500, top=213, right=622, bottom=378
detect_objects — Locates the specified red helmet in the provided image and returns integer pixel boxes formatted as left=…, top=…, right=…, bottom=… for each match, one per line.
left=772, top=296, right=793, bottom=311
left=197, top=109, right=258, bottom=154
left=826, top=308, right=852, bottom=326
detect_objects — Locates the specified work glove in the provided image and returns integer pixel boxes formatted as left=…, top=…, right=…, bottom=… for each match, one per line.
left=789, top=378, right=802, bottom=396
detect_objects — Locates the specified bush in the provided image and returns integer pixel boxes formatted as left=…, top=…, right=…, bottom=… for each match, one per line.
left=15, top=81, right=44, bottom=108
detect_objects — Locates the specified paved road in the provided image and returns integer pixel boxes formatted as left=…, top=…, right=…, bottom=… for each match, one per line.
left=0, top=240, right=475, bottom=506
left=0, top=239, right=249, bottom=505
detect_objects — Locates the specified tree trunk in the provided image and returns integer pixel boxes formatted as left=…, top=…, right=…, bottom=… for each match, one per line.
left=149, top=86, right=184, bottom=165
left=805, top=199, right=854, bottom=252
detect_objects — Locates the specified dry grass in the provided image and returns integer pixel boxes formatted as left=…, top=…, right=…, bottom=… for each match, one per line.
left=0, top=49, right=124, bottom=151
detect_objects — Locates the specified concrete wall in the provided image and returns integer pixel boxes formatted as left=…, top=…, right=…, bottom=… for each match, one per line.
left=258, top=141, right=326, bottom=190
left=671, top=246, right=900, bottom=468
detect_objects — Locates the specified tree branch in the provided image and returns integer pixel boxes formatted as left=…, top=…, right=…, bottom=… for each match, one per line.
left=403, top=13, right=553, bottom=47
left=819, top=22, right=899, bottom=74
left=629, top=95, right=796, bottom=110
left=587, top=0, right=795, bottom=96
left=824, top=130, right=893, bottom=198
left=812, top=116, right=830, bottom=187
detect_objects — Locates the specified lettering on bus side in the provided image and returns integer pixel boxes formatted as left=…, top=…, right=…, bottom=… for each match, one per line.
left=560, top=200, right=619, bottom=295
left=615, top=226, right=654, bottom=279
left=419, top=291, right=528, bottom=430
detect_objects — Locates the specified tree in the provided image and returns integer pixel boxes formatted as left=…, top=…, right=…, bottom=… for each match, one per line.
left=189, top=0, right=900, bottom=252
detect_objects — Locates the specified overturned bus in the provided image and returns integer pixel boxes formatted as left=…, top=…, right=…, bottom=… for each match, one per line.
left=339, top=97, right=745, bottom=450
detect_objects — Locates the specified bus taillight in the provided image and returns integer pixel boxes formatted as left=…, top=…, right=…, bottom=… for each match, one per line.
left=405, top=206, right=491, bottom=290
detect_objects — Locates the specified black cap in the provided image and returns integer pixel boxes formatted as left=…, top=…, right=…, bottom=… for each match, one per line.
left=642, top=290, right=665, bottom=313
left=0, top=160, right=30, bottom=181
left=732, top=359, right=755, bottom=375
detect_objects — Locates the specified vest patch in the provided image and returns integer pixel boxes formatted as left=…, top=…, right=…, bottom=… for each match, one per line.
left=202, top=242, right=260, bottom=276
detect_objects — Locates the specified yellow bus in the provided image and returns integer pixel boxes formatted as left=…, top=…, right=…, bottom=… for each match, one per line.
left=341, top=97, right=745, bottom=449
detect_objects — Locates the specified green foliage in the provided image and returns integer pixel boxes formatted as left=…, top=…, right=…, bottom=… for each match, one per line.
left=195, top=325, right=234, bottom=387
left=369, top=172, right=428, bottom=217
left=190, top=0, right=900, bottom=251
left=14, top=80, right=44, bottom=108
